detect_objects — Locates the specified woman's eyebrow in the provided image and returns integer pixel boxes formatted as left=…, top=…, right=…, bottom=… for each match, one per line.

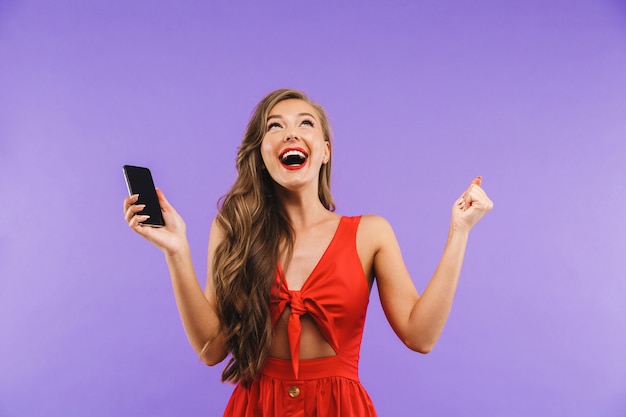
left=267, top=113, right=317, bottom=121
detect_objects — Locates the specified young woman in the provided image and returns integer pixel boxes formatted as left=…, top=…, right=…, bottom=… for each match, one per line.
left=123, top=89, right=493, bottom=416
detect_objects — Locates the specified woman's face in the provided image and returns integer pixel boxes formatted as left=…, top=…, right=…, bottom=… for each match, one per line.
left=261, top=99, right=330, bottom=193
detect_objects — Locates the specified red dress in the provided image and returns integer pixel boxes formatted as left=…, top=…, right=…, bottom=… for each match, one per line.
left=223, top=216, right=378, bottom=417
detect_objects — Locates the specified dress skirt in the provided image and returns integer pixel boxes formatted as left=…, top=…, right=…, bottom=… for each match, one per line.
left=222, top=356, right=378, bottom=417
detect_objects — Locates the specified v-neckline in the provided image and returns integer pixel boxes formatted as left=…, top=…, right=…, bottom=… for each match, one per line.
left=278, top=216, right=345, bottom=292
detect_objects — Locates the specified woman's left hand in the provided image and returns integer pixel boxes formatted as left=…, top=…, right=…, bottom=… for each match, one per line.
left=451, top=176, right=493, bottom=233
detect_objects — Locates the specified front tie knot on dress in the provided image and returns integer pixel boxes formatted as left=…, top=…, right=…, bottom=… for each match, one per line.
left=279, top=289, right=339, bottom=379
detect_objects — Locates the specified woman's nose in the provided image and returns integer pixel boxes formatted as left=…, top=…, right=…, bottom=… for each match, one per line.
left=284, top=131, right=299, bottom=142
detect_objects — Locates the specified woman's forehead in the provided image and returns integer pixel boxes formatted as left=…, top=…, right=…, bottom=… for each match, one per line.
left=268, top=99, right=318, bottom=118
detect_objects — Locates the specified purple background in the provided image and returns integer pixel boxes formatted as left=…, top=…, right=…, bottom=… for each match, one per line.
left=1, top=0, right=625, bottom=416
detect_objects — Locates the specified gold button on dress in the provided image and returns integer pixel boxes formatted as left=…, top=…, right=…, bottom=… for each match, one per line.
left=288, top=386, right=301, bottom=398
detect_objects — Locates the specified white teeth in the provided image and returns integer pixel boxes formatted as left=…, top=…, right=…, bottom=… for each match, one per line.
left=281, top=150, right=306, bottom=161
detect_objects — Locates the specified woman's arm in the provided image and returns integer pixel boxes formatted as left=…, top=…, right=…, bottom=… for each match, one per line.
left=124, top=189, right=227, bottom=365
left=370, top=177, right=493, bottom=353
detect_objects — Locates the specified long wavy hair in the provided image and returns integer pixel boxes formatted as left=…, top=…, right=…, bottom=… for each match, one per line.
left=211, top=89, right=334, bottom=386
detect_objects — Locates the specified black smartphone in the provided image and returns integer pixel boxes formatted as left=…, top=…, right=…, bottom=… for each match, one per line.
left=122, top=165, right=165, bottom=227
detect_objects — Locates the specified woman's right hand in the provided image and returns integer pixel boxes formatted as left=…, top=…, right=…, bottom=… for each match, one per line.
left=123, top=189, right=188, bottom=256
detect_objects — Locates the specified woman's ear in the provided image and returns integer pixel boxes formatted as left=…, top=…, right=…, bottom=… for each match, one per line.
left=323, top=142, right=330, bottom=164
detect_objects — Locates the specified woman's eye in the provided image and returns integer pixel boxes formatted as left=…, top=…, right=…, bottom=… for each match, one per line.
left=301, top=119, right=314, bottom=127
left=267, top=122, right=282, bottom=131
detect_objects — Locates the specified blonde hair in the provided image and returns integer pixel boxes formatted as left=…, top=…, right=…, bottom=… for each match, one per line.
left=211, top=89, right=334, bottom=386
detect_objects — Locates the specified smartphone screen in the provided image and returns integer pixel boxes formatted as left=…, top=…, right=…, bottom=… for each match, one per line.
left=122, top=165, right=165, bottom=227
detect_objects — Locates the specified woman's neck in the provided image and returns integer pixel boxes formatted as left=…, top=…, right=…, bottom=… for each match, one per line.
left=274, top=186, right=333, bottom=230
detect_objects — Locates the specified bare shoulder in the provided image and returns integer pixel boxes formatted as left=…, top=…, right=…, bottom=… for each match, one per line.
left=359, top=213, right=392, bottom=228
left=208, top=216, right=226, bottom=246
left=205, top=217, right=225, bottom=291
left=358, top=214, right=396, bottom=248
left=356, top=214, right=398, bottom=280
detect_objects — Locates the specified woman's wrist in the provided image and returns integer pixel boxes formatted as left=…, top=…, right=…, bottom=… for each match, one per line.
left=447, top=225, right=470, bottom=243
left=163, top=239, right=191, bottom=259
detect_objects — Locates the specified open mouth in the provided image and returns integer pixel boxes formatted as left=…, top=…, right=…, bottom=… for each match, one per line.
left=279, top=148, right=308, bottom=169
